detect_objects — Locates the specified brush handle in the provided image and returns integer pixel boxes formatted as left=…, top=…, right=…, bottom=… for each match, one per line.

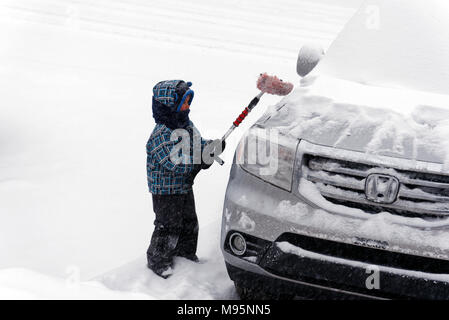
left=221, top=126, right=235, bottom=142
left=215, top=92, right=265, bottom=166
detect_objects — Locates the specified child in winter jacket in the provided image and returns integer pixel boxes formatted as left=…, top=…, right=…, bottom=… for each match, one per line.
left=146, top=80, right=225, bottom=279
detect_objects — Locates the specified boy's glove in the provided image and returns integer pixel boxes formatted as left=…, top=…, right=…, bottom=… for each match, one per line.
left=185, top=140, right=227, bottom=184
left=185, top=164, right=202, bottom=185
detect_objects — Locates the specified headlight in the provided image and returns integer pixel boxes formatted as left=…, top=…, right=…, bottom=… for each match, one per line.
left=236, top=126, right=299, bottom=191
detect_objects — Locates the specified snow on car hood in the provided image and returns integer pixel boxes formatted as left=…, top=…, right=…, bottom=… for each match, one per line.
left=260, top=75, right=449, bottom=166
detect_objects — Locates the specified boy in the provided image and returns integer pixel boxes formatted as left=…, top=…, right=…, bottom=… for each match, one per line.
left=146, top=80, right=225, bottom=278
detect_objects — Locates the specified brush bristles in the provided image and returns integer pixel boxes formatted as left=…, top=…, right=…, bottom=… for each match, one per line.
left=257, top=73, right=294, bottom=96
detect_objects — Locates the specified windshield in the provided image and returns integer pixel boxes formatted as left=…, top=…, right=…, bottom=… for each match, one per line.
left=316, top=0, right=449, bottom=96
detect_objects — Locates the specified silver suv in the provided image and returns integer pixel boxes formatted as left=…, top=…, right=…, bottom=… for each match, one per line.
left=221, top=0, right=449, bottom=299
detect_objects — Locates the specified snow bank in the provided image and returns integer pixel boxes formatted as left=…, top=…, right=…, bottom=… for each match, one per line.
left=95, top=218, right=235, bottom=300
left=0, top=268, right=151, bottom=300
left=97, top=256, right=236, bottom=300
left=0, top=211, right=234, bottom=299
left=0, top=249, right=235, bottom=300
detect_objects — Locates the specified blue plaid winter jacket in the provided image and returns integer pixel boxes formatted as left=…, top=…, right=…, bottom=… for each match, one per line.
left=147, top=79, right=210, bottom=194
left=146, top=122, right=208, bottom=194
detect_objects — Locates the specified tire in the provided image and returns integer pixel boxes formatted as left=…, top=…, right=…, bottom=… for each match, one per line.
left=234, top=282, right=295, bottom=300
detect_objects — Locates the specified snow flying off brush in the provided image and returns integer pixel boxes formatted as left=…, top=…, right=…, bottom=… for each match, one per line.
left=215, top=73, right=294, bottom=165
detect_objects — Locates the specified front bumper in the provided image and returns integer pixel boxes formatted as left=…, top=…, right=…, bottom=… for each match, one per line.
left=226, top=262, right=372, bottom=300
left=224, top=235, right=449, bottom=299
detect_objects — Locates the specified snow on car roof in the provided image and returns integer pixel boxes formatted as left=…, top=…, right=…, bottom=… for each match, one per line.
left=315, top=0, right=449, bottom=96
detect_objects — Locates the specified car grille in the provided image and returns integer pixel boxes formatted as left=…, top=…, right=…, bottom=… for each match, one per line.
left=302, top=155, right=449, bottom=220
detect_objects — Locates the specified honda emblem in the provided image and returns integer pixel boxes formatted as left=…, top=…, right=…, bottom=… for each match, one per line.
left=365, top=174, right=400, bottom=204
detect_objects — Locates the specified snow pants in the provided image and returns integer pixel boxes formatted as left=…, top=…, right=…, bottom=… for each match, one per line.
left=147, top=190, right=199, bottom=272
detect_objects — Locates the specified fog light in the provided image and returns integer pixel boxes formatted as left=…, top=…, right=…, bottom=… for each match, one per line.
left=229, top=232, right=247, bottom=256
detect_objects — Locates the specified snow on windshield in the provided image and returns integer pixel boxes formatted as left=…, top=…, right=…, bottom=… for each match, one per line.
left=315, top=0, right=449, bottom=96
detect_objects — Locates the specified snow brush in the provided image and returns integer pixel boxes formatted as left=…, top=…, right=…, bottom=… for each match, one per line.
left=213, top=73, right=294, bottom=165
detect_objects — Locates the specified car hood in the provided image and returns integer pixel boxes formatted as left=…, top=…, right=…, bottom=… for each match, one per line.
left=259, top=76, right=449, bottom=166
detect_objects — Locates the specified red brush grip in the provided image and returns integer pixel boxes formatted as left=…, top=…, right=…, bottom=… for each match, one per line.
left=233, top=108, right=249, bottom=127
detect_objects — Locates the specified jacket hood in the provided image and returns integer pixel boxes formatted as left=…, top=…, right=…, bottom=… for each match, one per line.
left=152, top=80, right=194, bottom=112
left=152, top=97, right=191, bottom=130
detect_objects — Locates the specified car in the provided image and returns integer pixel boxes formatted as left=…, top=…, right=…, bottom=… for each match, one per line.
left=221, top=0, right=449, bottom=300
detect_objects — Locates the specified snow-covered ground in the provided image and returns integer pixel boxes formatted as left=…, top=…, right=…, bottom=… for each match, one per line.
left=0, top=0, right=358, bottom=299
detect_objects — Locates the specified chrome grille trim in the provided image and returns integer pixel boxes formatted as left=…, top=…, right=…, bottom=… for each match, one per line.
left=298, top=140, right=449, bottom=219
left=317, top=184, right=449, bottom=217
